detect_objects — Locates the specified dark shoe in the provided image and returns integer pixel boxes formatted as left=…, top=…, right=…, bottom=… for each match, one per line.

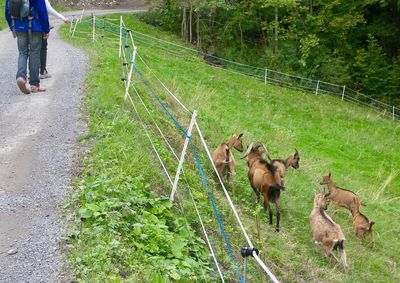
left=40, top=69, right=52, bottom=79
left=16, top=77, right=31, bottom=94
left=31, top=85, right=46, bottom=93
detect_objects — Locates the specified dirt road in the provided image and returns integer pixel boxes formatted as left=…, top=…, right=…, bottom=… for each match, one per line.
left=0, top=14, right=87, bottom=281
left=0, top=6, right=146, bottom=281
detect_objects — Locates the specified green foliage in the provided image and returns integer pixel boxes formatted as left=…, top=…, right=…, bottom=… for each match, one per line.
left=144, top=0, right=400, bottom=106
left=353, top=35, right=395, bottom=101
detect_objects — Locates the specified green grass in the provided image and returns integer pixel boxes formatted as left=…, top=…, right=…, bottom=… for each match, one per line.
left=61, top=13, right=400, bottom=283
left=0, top=0, right=6, bottom=30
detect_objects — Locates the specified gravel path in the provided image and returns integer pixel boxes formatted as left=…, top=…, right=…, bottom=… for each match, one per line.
left=0, top=17, right=87, bottom=282
left=0, top=7, right=147, bottom=282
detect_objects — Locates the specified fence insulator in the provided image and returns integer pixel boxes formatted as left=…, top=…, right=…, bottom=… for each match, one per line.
left=241, top=247, right=259, bottom=258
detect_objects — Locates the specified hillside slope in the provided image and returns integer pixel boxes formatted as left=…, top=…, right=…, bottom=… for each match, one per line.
left=62, top=13, right=400, bottom=282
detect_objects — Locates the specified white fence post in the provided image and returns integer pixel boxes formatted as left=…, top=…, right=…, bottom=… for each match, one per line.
left=341, top=85, right=346, bottom=101
left=79, top=9, right=84, bottom=23
left=315, top=80, right=320, bottom=95
left=170, top=111, right=198, bottom=202
left=119, top=16, right=123, bottom=58
left=72, top=17, right=79, bottom=37
left=92, top=14, right=96, bottom=42
left=264, top=69, right=268, bottom=85
left=69, top=17, right=74, bottom=33
left=393, top=106, right=395, bottom=121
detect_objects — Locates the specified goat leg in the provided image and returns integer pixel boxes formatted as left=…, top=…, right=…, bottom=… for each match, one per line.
left=371, top=231, right=376, bottom=248
left=275, top=199, right=281, bottom=232
left=264, top=200, right=273, bottom=226
left=326, top=242, right=340, bottom=265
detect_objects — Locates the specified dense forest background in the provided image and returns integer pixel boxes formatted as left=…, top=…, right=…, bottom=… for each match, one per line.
left=144, top=0, right=400, bottom=106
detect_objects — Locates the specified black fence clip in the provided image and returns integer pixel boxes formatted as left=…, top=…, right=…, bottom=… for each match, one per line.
left=241, top=247, right=259, bottom=258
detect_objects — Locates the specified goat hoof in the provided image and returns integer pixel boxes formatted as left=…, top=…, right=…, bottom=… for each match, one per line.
left=275, top=228, right=280, bottom=232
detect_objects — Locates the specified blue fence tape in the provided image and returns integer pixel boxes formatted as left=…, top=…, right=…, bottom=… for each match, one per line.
left=84, top=21, right=245, bottom=281
left=191, top=144, right=244, bottom=283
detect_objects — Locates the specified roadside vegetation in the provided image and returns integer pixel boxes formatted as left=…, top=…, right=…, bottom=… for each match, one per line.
left=0, top=0, right=6, bottom=30
left=61, top=13, right=400, bottom=282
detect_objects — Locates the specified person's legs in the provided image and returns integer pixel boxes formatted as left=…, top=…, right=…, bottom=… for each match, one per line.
left=40, top=38, right=47, bottom=75
left=29, top=32, right=43, bottom=87
left=16, top=32, right=31, bottom=94
left=16, top=32, right=29, bottom=80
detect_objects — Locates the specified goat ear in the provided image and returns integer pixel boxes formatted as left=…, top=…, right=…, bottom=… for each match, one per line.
left=238, top=133, right=243, bottom=138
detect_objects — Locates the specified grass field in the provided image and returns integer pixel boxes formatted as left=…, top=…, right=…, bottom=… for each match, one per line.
left=61, top=13, right=400, bottom=282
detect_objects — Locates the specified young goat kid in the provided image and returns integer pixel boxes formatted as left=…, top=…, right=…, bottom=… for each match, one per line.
left=320, top=172, right=364, bottom=213
left=309, top=192, right=349, bottom=273
left=242, top=142, right=284, bottom=232
left=270, top=149, right=300, bottom=185
left=212, top=133, right=244, bottom=184
left=350, top=197, right=375, bottom=246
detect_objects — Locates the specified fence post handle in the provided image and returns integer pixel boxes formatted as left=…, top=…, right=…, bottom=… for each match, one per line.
left=170, top=111, right=198, bottom=202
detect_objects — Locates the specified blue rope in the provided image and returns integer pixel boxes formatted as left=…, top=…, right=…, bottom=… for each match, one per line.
left=132, top=63, right=189, bottom=138
left=191, top=143, right=244, bottom=283
left=100, top=21, right=243, bottom=282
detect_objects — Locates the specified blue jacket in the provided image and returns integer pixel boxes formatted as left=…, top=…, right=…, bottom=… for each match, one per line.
left=5, top=0, right=50, bottom=33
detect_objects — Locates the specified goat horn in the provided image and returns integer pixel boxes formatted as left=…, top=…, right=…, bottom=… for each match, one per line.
left=261, top=143, right=272, bottom=161
left=294, top=148, right=299, bottom=155
left=241, top=142, right=253, bottom=159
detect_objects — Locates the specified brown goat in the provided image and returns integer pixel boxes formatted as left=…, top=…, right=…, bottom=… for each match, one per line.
left=309, top=193, right=349, bottom=273
left=320, top=172, right=364, bottom=213
left=211, top=133, right=244, bottom=184
left=350, top=197, right=375, bottom=246
left=242, top=142, right=284, bottom=232
left=270, top=149, right=300, bottom=185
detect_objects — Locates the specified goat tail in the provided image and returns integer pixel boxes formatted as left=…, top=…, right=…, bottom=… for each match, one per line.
left=369, top=221, right=375, bottom=230
left=337, top=240, right=349, bottom=273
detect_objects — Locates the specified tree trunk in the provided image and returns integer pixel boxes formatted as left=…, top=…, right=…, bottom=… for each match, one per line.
left=189, top=3, right=193, bottom=43
left=181, top=5, right=186, bottom=40
left=274, top=7, right=279, bottom=55
left=239, top=23, right=244, bottom=57
left=196, top=11, right=201, bottom=53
